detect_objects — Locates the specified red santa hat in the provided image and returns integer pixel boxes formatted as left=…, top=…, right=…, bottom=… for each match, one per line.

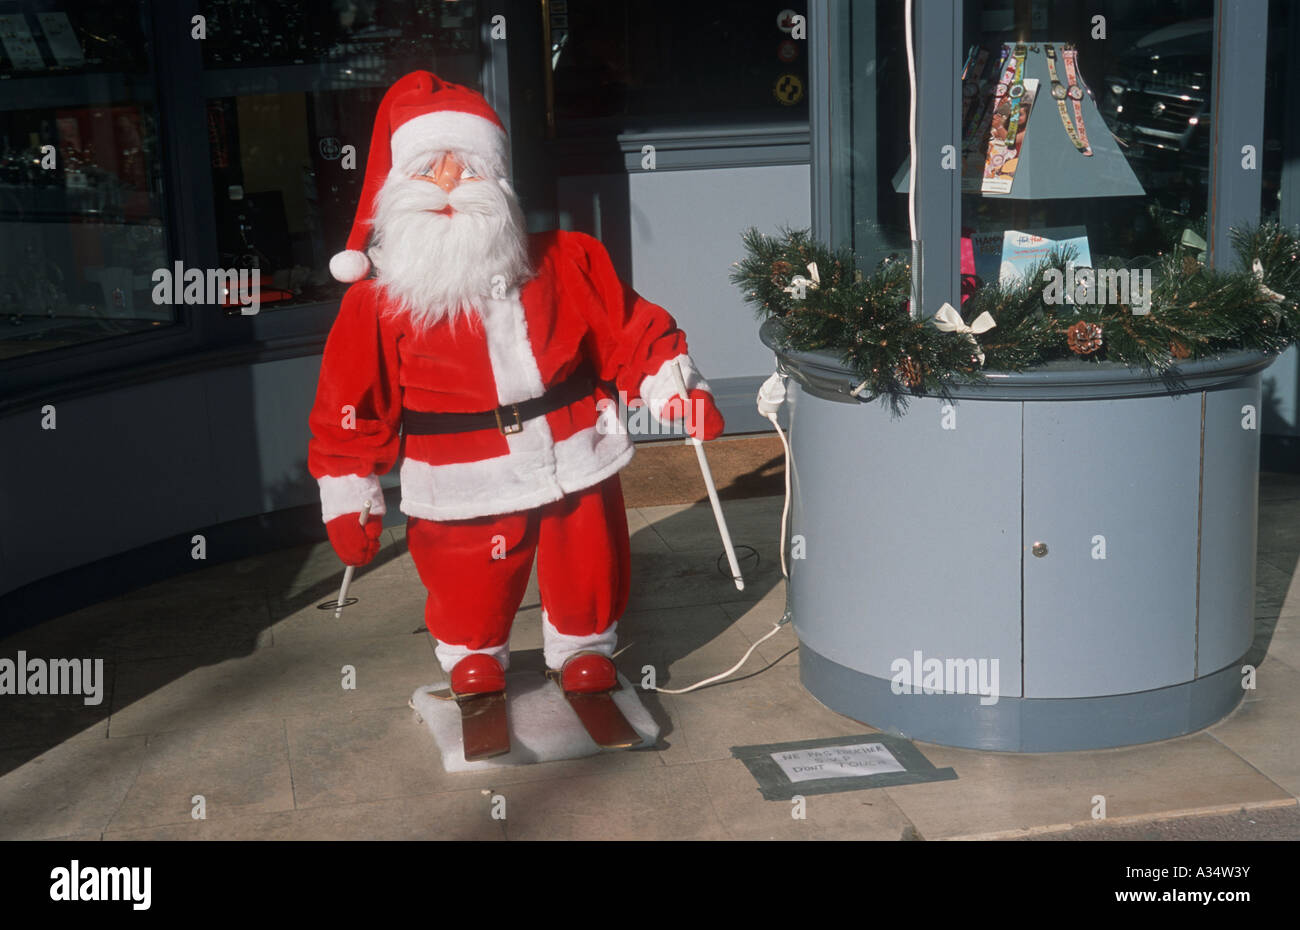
left=329, top=71, right=509, bottom=283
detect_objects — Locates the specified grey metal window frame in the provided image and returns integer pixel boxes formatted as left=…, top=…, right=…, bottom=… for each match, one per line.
left=809, top=0, right=1270, bottom=318
left=547, top=124, right=811, bottom=175
left=1210, top=0, right=1268, bottom=265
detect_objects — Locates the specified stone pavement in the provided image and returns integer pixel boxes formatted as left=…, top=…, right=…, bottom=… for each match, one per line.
left=1, top=475, right=1298, bottom=841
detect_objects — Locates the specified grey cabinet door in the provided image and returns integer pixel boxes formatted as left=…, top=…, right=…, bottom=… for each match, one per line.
left=1022, top=395, right=1202, bottom=698
left=790, top=387, right=1024, bottom=695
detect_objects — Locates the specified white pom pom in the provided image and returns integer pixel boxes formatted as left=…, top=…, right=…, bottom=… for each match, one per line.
left=330, top=250, right=370, bottom=283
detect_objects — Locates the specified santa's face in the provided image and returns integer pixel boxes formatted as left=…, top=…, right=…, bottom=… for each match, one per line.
left=369, top=149, right=532, bottom=329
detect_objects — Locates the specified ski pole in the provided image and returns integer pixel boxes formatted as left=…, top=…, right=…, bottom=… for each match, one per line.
left=334, top=500, right=373, bottom=618
left=672, top=360, right=744, bottom=591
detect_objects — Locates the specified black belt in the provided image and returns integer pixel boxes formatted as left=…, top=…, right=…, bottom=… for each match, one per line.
left=402, top=363, right=598, bottom=436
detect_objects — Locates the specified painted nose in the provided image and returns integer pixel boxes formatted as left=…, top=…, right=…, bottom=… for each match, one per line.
left=429, top=154, right=462, bottom=193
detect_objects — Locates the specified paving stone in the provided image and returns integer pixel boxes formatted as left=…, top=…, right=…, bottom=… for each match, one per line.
left=883, top=732, right=1294, bottom=840
left=108, top=633, right=438, bottom=738
left=104, top=789, right=504, bottom=841
left=694, top=757, right=915, bottom=840
left=0, top=735, right=148, bottom=840
left=1210, top=658, right=1300, bottom=798
left=498, top=763, right=728, bottom=840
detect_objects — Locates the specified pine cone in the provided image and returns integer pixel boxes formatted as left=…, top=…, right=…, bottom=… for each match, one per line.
left=895, top=356, right=924, bottom=388
left=1182, top=255, right=1202, bottom=277
left=1170, top=339, right=1191, bottom=360
left=770, top=260, right=793, bottom=286
left=1067, top=320, right=1103, bottom=355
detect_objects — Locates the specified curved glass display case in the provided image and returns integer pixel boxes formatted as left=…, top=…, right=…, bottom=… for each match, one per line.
left=794, top=0, right=1278, bottom=750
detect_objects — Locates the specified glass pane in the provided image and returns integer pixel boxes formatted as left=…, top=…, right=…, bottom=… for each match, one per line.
left=1263, top=0, right=1290, bottom=220
left=200, top=0, right=481, bottom=312
left=0, top=0, right=169, bottom=360
left=202, top=0, right=478, bottom=69
left=550, top=0, right=809, bottom=132
left=828, top=1, right=909, bottom=269
left=959, top=0, right=1214, bottom=303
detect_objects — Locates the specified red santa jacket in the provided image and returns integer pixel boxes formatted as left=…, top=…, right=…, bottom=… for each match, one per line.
left=308, top=229, right=713, bottom=522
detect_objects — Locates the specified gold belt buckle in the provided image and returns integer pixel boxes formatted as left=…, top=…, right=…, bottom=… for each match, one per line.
left=495, top=404, right=523, bottom=435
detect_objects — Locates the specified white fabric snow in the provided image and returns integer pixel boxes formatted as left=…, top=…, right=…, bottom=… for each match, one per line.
left=410, top=671, right=659, bottom=772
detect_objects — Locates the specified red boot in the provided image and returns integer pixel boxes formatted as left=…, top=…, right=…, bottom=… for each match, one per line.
left=560, top=652, right=618, bottom=694
left=450, top=653, right=506, bottom=698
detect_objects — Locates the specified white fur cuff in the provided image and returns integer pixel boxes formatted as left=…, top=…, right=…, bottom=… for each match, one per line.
left=318, top=473, right=387, bottom=523
left=639, top=354, right=711, bottom=421
left=434, top=640, right=511, bottom=675
left=542, top=611, right=619, bottom=671
left=390, top=110, right=509, bottom=179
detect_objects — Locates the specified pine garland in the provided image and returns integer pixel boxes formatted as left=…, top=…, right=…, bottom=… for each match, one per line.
left=734, top=220, right=1300, bottom=408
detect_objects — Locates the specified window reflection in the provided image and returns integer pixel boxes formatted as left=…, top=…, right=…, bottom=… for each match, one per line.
left=959, top=0, right=1215, bottom=296
left=826, top=2, right=910, bottom=271
left=0, top=2, right=168, bottom=360
left=201, top=0, right=481, bottom=312
left=550, top=1, right=809, bottom=131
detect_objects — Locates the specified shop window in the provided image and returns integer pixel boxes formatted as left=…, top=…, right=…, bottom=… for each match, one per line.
left=957, top=0, right=1214, bottom=297
left=548, top=1, right=809, bottom=134
left=825, top=1, right=910, bottom=270
left=201, top=0, right=477, bottom=69
left=200, top=0, right=481, bottom=312
left=0, top=1, right=168, bottom=361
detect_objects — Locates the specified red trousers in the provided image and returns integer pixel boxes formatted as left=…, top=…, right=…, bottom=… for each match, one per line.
left=407, top=474, right=631, bottom=671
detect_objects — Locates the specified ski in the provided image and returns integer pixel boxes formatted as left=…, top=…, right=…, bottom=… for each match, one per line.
left=425, top=687, right=511, bottom=761
left=545, top=671, right=643, bottom=749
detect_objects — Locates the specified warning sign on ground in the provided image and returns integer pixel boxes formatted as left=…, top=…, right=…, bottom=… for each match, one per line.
left=772, top=742, right=907, bottom=783
left=732, top=734, right=958, bottom=800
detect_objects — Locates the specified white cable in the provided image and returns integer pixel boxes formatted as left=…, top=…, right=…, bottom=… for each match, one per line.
left=645, top=371, right=793, bottom=695
left=755, top=371, right=792, bottom=579
left=905, top=0, right=917, bottom=245
left=651, top=10, right=916, bottom=698
left=768, top=412, right=793, bottom=581
left=647, top=622, right=787, bottom=695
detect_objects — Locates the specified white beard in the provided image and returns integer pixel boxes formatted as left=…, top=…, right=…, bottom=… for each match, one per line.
left=369, top=172, right=532, bottom=328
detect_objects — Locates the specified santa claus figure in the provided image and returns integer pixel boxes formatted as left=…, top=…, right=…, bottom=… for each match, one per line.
left=308, top=71, right=723, bottom=727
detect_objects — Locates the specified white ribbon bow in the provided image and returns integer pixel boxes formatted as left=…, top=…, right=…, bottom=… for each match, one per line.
left=782, top=262, right=821, bottom=299
left=1253, top=259, right=1286, bottom=309
left=931, top=302, right=997, bottom=366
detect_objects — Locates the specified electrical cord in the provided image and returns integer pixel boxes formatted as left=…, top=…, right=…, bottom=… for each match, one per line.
left=643, top=369, right=793, bottom=695
left=905, top=0, right=918, bottom=252
left=757, top=371, right=793, bottom=581
left=647, top=621, right=788, bottom=694
left=652, top=3, right=921, bottom=694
